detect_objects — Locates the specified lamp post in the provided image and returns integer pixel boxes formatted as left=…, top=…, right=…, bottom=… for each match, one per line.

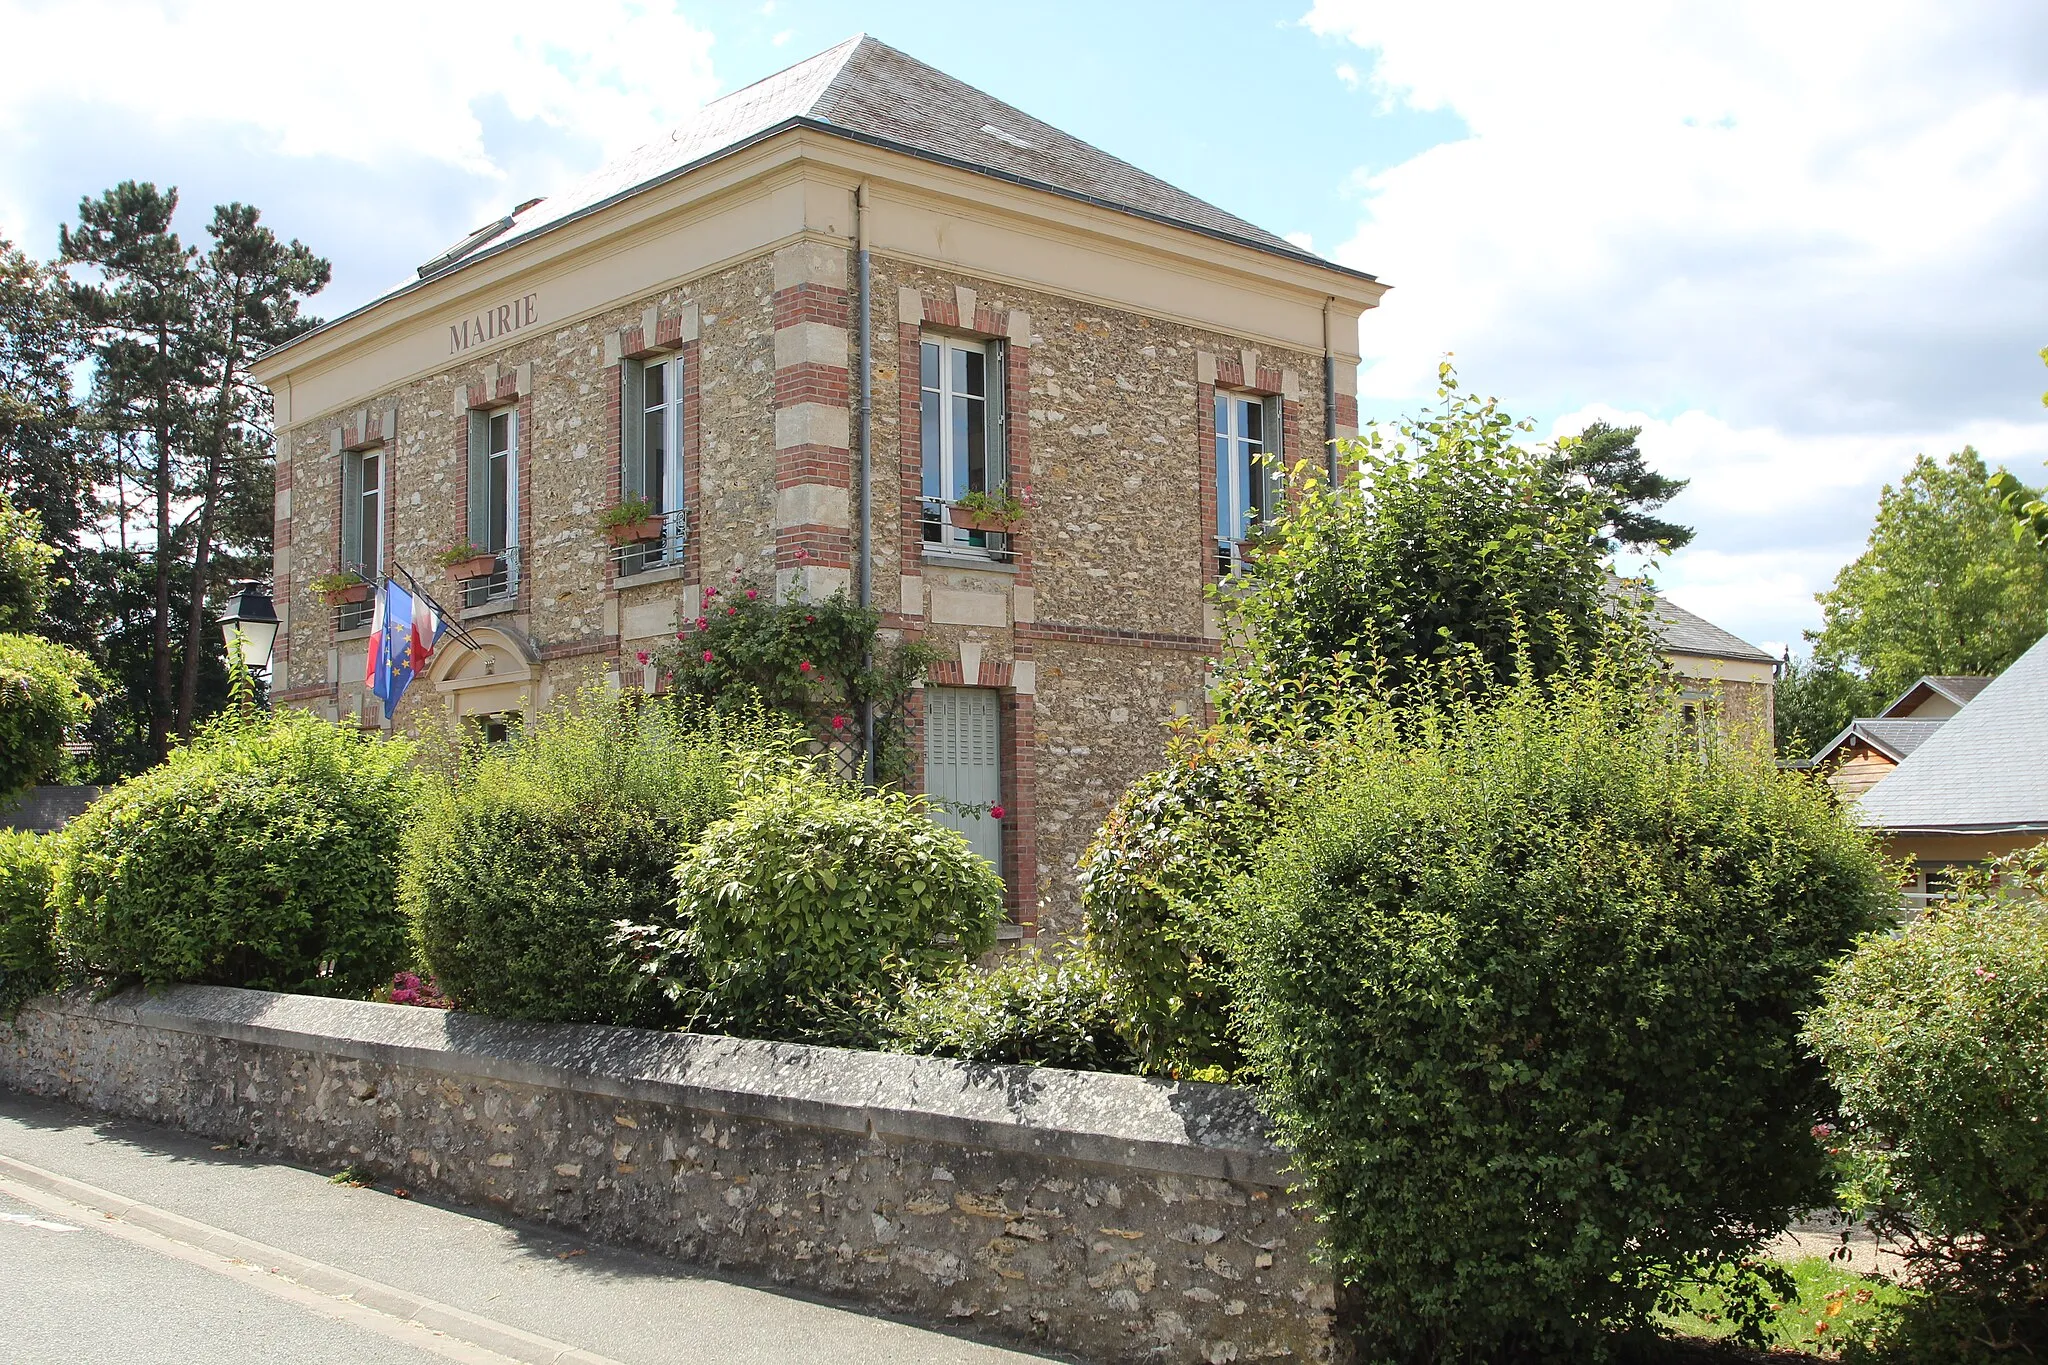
left=218, top=581, right=280, bottom=678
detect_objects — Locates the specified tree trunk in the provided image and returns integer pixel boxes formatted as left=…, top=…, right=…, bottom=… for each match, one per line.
left=149, top=335, right=174, bottom=762
left=176, top=301, right=242, bottom=735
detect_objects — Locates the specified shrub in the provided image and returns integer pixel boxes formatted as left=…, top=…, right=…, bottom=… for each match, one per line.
left=1807, top=848, right=2048, bottom=1362
left=404, top=696, right=782, bottom=1026
left=0, top=632, right=99, bottom=800
left=631, top=779, right=1003, bottom=1043
left=1080, top=724, right=1306, bottom=1074
left=887, top=944, right=1138, bottom=1072
left=52, top=708, right=416, bottom=996
left=1233, top=668, right=1894, bottom=1362
left=0, top=830, right=57, bottom=1014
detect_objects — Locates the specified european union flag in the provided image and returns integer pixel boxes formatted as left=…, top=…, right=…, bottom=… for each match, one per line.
left=364, top=578, right=444, bottom=720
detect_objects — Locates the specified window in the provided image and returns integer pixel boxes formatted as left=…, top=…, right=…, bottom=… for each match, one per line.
left=485, top=410, right=516, bottom=553
left=1215, top=391, right=1278, bottom=573
left=619, top=355, right=685, bottom=573
left=465, top=406, right=519, bottom=606
left=921, top=336, right=1006, bottom=553
left=925, top=686, right=1002, bottom=874
left=337, top=449, right=382, bottom=630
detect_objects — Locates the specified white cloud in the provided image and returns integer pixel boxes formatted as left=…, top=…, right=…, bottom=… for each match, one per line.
left=0, top=0, right=720, bottom=181
left=772, top=28, right=795, bottom=47
left=1285, top=230, right=1316, bottom=252
left=1334, top=62, right=1361, bottom=90
left=1309, top=0, right=2048, bottom=643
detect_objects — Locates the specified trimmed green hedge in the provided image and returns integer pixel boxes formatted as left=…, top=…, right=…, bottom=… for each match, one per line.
left=405, top=698, right=778, bottom=1026
left=0, top=829, right=57, bottom=1014
left=887, top=945, right=1137, bottom=1072
left=52, top=709, right=416, bottom=996
left=1234, top=671, right=1893, bottom=1360
left=630, top=779, right=1003, bottom=1044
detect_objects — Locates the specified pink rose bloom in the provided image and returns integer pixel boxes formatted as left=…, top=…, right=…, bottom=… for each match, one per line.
left=696, top=617, right=708, bottom=630
left=830, top=714, right=846, bottom=731
left=799, top=660, right=813, bottom=673
left=990, top=804, right=1006, bottom=820
left=727, top=605, right=737, bottom=616
left=702, top=650, right=714, bottom=663
left=703, top=587, right=716, bottom=601
left=747, top=589, right=758, bottom=600
left=635, top=651, right=649, bottom=665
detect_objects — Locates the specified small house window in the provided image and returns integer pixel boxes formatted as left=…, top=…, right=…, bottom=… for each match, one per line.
left=464, top=406, right=520, bottom=606
left=619, top=355, right=686, bottom=574
left=1215, top=391, right=1278, bottom=573
left=921, top=335, right=1006, bottom=553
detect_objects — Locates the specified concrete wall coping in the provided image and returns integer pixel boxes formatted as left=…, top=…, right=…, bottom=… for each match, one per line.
left=46, top=987, right=1289, bottom=1187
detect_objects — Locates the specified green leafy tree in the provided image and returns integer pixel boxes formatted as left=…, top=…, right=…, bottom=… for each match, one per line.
left=1546, top=419, right=1694, bottom=552
left=1812, top=449, right=2048, bottom=702
left=1213, top=363, right=1652, bottom=734
left=1773, top=654, right=1874, bottom=759
left=0, top=492, right=58, bottom=632
left=0, top=237, right=94, bottom=647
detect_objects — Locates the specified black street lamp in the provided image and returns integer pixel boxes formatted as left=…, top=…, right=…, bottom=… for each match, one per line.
left=218, top=581, right=280, bottom=676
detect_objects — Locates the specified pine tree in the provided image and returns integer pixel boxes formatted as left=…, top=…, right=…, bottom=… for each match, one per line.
left=1547, top=420, right=1695, bottom=553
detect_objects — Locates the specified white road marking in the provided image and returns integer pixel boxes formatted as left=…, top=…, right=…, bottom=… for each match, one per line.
left=0, top=1210, right=80, bottom=1231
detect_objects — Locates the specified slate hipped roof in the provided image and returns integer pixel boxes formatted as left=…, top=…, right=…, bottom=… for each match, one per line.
left=414, top=34, right=1367, bottom=286
left=1856, top=635, right=2048, bottom=834
left=1651, top=593, right=1776, bottom=664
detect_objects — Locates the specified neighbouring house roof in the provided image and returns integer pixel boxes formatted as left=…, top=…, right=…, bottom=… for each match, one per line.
left=1879, top=674, right=1993, bottom=718
left=413, top=34, right=1362, bottom=287
left=1811, top=717, right=1948, bottom=767
left=1856, top=634, right=2048, bottom=835
left=1652, top=593, right=1776, bottom=664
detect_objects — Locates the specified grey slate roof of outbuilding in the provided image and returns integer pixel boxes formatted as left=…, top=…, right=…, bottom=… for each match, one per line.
left=1856, top=634, right=2048, bottom=833
left=1811, top=717, right=1948, bottom=767
left=1879, top=674, right=1993, bottom=717
left=415, top=34, right=1361, bottom=285
left=1652, top=593, right=1777, bottom=664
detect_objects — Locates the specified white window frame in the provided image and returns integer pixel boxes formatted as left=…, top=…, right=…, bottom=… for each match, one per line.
left=921, top=334, right=1002, bottom=553
left=485, top=407, right=519, bottom=554
left=1215, top=390, right=1270, bottom=549
left=636, top=356, right=685, bottom=517
left=356, top=450, right=382, bottom=575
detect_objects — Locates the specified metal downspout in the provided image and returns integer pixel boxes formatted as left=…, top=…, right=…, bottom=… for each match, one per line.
left=1323, top=297, right=1339, bottom=485
left=856, top=182, right=877, bottom=785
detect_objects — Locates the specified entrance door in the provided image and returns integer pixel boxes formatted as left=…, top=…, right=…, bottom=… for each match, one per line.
left=925, top=687, right=1002, bottom=872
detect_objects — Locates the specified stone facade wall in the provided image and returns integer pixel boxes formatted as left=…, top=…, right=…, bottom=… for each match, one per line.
left=273, top=237, right=1342, bottom=934
left=2, top=987, right=1340, bottom=1364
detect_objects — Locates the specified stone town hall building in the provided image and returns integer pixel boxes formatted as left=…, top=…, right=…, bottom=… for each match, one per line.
left=254, top=36, right=1388, bottom=933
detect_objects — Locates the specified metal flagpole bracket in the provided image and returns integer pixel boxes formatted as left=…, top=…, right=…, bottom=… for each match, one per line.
left=389, top=565, right=486, bottom=653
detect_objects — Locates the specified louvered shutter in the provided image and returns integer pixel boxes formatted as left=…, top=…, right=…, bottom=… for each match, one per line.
left=925, top=687, right=1003, bottom=871
left=339, top=451, right=364, bottom=570
left=465, top=410, right=489, bottom=547
left=620, top=358, right=647, bottom=501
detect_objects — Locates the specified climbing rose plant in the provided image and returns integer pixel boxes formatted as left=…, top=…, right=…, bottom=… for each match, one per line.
left=654, top=571, right=932, bottom=784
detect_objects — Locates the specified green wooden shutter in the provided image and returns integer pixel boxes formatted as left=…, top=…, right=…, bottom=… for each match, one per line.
left=925, top=687, right=1003, bottom=871
left=620, top=358, right=647, bottom=501
left=466, top=410, right=489, bottom=547
left=339, top=451, right=364, bottom=569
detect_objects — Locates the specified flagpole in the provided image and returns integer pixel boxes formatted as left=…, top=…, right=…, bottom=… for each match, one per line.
left=389, top=565, right=486, bottom=653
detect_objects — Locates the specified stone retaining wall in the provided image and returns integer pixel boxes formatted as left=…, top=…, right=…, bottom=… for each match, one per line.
left=0, top=988, right=1337, bottom=1364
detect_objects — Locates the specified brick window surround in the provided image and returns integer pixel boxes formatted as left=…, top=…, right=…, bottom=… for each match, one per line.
left=898, top=286, right=1037, bottom=934
left=602, top=315, right=703, bottom=609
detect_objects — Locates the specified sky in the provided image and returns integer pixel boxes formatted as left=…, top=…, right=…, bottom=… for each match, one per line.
left=4, top=0, right=2045, bottom=654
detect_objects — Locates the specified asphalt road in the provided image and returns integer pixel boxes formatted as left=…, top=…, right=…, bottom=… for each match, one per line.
left=0, top=1090, right=1065, bottom=1365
